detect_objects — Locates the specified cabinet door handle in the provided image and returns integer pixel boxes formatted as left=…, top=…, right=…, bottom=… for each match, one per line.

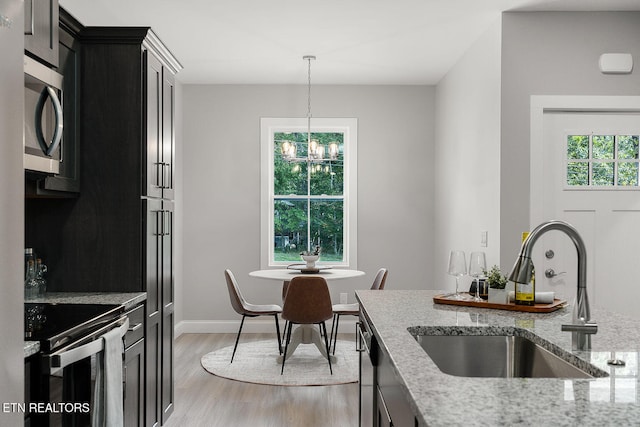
left=154, top=210, right=162, bottom=236
left=164, top=210, right=171, bottom=236
left=155, top=162, right=163, bottom=188
left=163, top=163, right=171, bottom=189
left=356, top=322, right=370, bottom=353
left=128, top=322, right=143, bottom=333
left=155, top=162, right=171, bottom=189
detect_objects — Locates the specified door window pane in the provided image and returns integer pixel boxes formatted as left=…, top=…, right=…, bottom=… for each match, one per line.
left=592, top=162, right=614, bottom=186
left=618, top=135, right=639, bottom=160
left=567, top=135, right=589, bottom=159
left=618, top=162, right=639, bottom=186
left=592, top=135, right=614, bottom=159
left=567, top=162, right=589, bottom=186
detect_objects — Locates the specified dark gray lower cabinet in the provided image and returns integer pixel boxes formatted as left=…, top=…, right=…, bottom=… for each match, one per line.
left=360, top=313, right=419, bottom=427
left=125, top=339, right=145, bottom=427
left=145, top=199, right=174, bottom=426
left=124, top=304, right=145, bottom=427
left=376, top=386, right=393, bottom=427
left=377, top=345, right=417, bottom=427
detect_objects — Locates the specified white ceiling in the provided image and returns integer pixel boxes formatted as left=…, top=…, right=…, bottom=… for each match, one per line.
left=59, top=0, right=640, bottom=85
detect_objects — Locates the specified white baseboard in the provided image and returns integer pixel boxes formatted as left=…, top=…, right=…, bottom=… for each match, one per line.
left=175, top=317, right=358, bottom=338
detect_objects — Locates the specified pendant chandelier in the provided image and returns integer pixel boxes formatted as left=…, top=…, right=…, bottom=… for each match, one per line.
left=280, top=55, right=339, bottom=162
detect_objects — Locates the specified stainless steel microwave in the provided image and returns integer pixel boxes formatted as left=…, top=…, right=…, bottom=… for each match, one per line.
left=24, top=55, right=64, bottom=174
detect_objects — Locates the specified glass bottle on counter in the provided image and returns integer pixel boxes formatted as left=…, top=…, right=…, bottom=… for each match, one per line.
left=35, top=258, right=47, bottom=296
left=515, top=232, right=535, bottom=306
left=25, top=248, right=35, bottom=279
left=24, top=259, right=38, bottom=299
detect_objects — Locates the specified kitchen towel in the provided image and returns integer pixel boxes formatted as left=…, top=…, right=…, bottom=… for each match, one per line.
left=508, top=291, right=555, bottom=304
left=92, top=321, right=126, bottom=427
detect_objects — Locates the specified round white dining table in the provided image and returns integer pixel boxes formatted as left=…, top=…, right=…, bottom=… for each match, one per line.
left=249, top=268, right=365, bottom=282
left=249, top=267, right=365, bottom=362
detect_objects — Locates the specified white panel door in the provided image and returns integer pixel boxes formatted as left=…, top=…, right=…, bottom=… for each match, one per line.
left=537, top=111, right=640, bottom=320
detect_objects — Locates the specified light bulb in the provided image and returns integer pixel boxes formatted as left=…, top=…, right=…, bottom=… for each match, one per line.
left=309, top=139, right=319, bottom=158
left=329, top=142, right=339, bottom=160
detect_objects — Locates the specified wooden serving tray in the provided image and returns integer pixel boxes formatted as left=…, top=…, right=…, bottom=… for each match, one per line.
left=433, top=293, right=567, bottom=313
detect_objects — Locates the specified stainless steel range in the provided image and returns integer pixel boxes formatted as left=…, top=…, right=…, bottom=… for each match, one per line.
left=25, top=303, right=127, bottom=426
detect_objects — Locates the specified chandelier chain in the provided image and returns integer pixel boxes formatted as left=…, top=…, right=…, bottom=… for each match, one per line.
left=307, top=56, right=312, bottom=120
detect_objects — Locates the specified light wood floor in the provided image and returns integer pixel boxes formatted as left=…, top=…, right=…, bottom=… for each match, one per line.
left=163, top=332, right=359, bottom=427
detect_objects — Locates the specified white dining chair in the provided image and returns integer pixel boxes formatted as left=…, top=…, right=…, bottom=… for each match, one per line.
left=329, top=268, right=388, bottom=354
left=225, top=269, right=283, bottom=363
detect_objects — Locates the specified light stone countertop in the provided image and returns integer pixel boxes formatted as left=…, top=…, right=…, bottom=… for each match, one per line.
left=24, top=292, right=147, bottom=357
left=24, top=341, right=40, bottom=358
left=356, top=289, right=640, bottom=427
left=25, top=291, right=146, bottom=311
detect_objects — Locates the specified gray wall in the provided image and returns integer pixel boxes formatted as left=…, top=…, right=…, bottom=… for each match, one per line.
left=0, top=0, right=25, bottom=423
left=180, top=85, right=434, bottom=330
left=500, top=12, right=640, bottom=267
left=434, top=19, right=502, bottom=291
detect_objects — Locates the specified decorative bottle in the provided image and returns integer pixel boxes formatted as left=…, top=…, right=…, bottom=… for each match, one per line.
left=24, top=260, right=38, bottom=299
left=35, top=258, right=47, bottom=296
left=515, top=232, right=535, bottom=306
left=25, top=248, right=35, bottom=279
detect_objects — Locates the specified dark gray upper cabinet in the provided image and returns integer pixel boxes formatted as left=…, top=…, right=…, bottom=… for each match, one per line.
left=24, top=0, right=59, bottom=67
left=146, top=42, right=176, bottom=200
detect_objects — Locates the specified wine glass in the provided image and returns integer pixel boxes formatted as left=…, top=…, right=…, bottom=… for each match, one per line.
left=447, top=250, right=467, bottom=300
left=469, top=251, right=487, bottom=302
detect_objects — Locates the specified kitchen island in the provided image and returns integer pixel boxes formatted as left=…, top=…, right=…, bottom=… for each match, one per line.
left=356, top=289, right=640, bottom=426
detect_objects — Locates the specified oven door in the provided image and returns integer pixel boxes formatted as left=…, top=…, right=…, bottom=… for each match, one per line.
left=24, top=55, right=64, bottom=174
left=31, top=317, right=128, bottom=426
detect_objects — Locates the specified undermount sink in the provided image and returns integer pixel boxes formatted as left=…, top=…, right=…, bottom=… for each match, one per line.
left=413, top=333, right=607, bottom=379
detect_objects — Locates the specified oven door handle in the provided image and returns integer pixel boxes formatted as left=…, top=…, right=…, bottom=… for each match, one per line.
left=48, top=318, right=129, bottom=370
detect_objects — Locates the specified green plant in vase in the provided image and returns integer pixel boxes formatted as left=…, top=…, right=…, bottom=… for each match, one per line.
left=484, top=265, right=507, bottom=289
left=484, top=265, right=509, bottom=304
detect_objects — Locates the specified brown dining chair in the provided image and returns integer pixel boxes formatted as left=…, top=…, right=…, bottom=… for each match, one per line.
left=225, top=269, right=283, bottom=363
left=329, top=268, right=388, bottom=354
left=281, top=276, right=333, bottom=375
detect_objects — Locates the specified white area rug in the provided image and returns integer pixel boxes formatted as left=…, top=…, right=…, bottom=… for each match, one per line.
left=201, top=339, right=358, bottom=386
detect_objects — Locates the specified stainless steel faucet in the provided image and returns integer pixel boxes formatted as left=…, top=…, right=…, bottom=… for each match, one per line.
left=508, top=220, right=597, bottom=350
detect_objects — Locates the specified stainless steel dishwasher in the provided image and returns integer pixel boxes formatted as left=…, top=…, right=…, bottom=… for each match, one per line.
left=358, top=316, right=378, bottom=427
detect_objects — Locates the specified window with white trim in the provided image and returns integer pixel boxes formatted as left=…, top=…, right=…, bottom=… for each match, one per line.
left=261, top=118, right=357, bottom=268
left=566, top=133, right=639, bottom=188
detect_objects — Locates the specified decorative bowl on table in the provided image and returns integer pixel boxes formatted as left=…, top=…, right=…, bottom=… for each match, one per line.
left=301, top=254, right=319, bottom=269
